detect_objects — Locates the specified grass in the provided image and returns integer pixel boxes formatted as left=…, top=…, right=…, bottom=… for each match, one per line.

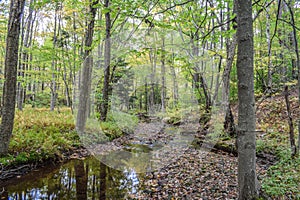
left=0, top=107, right=137, bottom=167
left=0, top=107, right=81, bottom=166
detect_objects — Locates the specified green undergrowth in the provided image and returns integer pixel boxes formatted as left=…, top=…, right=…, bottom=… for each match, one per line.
left=262, top=155, right=300, bottom=199
left=0, top=108, right=139, bottom=167
left=101, top=111, right=139, bottom=140
left=1, top=107, right=81, bottom=166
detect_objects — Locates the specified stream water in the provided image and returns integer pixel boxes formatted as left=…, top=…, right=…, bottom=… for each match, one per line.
left=0, top=156, right=145, bottom=200
left=0, top=123, right=198, bottom=199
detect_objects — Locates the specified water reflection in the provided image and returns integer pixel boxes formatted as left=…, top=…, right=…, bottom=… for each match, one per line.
left=0, top=157, right=144, bottom=200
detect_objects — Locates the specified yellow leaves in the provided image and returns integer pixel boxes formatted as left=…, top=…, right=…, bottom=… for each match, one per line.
left=285, top=80, right=297, bottom=86
left=175, top=5, right=182, bottom=12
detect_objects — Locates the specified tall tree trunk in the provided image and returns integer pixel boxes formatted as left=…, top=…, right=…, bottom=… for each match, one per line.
left=0, top=0, right=26, bottom=155
left=50, top=3, right=59, bottom=111
left=160, top=35, right=166, bottom=113
left=223, top=1, right=237, bottom=136
left=17, top=0, right=35, bottom=111
left=100, top=0, right=111, bottom=121
left=170, top=33, right=178, bottom=107
left=223, top=34, right=237, bottom=135
left=76, top=0, right=99, bottom=133
left=285, top=1, right=300, bottom=155
left=266, top=6, right=273, bottom=91
left=284, top=85, right=296, bottom=156
left=236, top=0, right=259, bottom=199
left=149, top=35, right=157, bottom=114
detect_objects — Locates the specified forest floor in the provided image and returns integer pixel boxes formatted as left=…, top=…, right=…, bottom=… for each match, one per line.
left=131, top=88, right=300, bottom=199
left=102, top=121, right=270, bottom=200
left=0, top=88, right=299, bottom=199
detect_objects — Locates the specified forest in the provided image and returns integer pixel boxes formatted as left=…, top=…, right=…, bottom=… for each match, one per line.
left=0, top=0, right=300, bottom=199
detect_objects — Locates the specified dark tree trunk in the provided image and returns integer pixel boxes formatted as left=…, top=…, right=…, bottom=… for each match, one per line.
left=100, top=0, right=111, bottom=121
left=236, top=0, right=259, bottom=199
left=161, top=35, right=166, bottom=112
left=284, top=85, right=297, bottom=157
left=0, top=0, right=26, bottom=155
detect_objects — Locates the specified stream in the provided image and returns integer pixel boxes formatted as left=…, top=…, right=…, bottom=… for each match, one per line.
left=0, top=122, right=199, bottom=199
left=0, top=156, right=144, bottom=200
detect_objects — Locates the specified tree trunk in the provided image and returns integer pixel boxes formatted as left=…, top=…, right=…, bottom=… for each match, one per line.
left=161, top=35, right=166, bottom=113
left=0, top=0, right=26, bottom=155
left=17, top=0, right=35, bottom=111
left=170, top=34, right=178, bottom=107
left=266, top=6, right=273, bottom=91
left=50, top=4, right=59, bottom=111
left=76, top=0, right=99, bottom=133
left=284, top=85, right=297, bottom=157
left=236, top=0, right=259, bottom=199
left=100, top=0, right=111, bottom=121
left=223, top=34, right=237, bottom=136
left=285, top=1, right=300, bottom=156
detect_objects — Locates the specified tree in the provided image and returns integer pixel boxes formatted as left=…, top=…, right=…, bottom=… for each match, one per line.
left=236, top=0, right=259, bottom=199
left=0, top=0, right=26, bottom=155
left=100, top=0, right=111, bottom=121
left=76, top=0, right=99, bottom=133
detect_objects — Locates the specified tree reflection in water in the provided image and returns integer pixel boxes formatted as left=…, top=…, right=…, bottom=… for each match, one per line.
left=0, top=157, right=144, bottom=199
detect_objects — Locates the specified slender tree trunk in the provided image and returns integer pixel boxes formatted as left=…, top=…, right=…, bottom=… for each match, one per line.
left=170, top=33, right=178, bottom=107
left=266, top=6, right=273, bottom=91
left=76, top=0, right=99, bottom=133
left=223, top=34, right=237, bottom=135
left=0, top=0, right=26, bottom=155
left=149, top=38, right=157, bottom=114
left=18, top=0, right=35, bottom=111
left=285, top=2, right=300, bottom=155
left=223, top=1, right=237, bottom=136
left=50, top=4, right=59, bottom=111
left=236, top=0, right=259, bottom=199
left=284, top=85, right=297, bottom=156
left=161, top=35, right=166, bottom=113
left=100, top=0, right=111, bottom=121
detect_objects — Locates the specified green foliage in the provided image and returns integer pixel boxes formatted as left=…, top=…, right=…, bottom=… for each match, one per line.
left=100, top=111, right=139, bottom=140
left=2, top=108, right=80, bottom=166
left=100, top=121, right=123, bottom=140
left=26, top=92, right=51, bottom=107
left=262, top=156, right=300, bottom=199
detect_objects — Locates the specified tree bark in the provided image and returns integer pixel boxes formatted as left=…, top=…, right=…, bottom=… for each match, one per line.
left=223, top=34, right=237, bottom=136
left=50, top=3, right=59, bottom=111
left=0, top=0, right=26, bottom=155
left=285, top=1, right=300, bottom=156
left=266, top=6, right=273, bottom=91
left=236, top=0, right=259, bottom=199
left=100, top=0, right=111, bottom=121
left=17, top=0, right=35, bottom=111
left=284, top=85, right=297, bottom=157
left=76, top=0, right=99, bottom=133
left=161, top=35, right=166, bottom=113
